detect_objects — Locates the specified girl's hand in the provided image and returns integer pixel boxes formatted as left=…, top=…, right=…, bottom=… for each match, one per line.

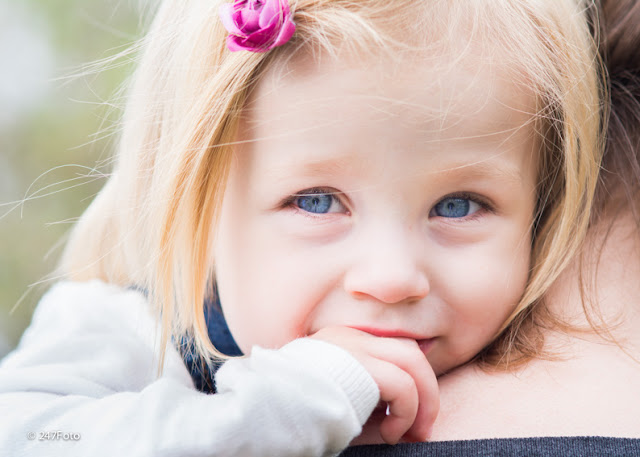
left=309, top=326, right=439, bottom=445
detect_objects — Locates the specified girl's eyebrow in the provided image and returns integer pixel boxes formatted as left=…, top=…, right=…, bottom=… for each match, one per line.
left=269, top=156, right=360, bottom=178
left=291, top=156, right=524, bottom=185
left=265, top=153, right=526, bottom=192
left=434, top=160, right=525, bottom=186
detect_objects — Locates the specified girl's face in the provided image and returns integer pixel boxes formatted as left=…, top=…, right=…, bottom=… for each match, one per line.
left=214, top=48, right=538, bottom=375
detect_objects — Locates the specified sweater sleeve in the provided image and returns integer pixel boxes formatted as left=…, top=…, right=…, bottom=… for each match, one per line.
left=0, top=280, right=379, bottom=457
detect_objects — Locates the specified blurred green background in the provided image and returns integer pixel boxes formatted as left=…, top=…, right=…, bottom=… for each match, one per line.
left=0, top=0, right=142, bottom=357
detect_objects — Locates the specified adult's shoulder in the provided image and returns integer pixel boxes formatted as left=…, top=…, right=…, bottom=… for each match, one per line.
left=432, top=346, right=640, bottom=441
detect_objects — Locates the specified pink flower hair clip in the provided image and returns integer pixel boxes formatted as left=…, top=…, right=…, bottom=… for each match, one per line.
left=219, top=0, right=296, bottom=53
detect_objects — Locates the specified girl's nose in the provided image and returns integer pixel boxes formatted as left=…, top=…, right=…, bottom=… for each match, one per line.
left=342, top=231, right=430, bottom=304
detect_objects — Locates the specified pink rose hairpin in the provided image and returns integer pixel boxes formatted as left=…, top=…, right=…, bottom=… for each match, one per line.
left=219, top=0, right=296, bottom=53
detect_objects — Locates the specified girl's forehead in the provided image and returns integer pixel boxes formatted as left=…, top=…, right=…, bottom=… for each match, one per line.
left=245, top=44, right=537, bottom=146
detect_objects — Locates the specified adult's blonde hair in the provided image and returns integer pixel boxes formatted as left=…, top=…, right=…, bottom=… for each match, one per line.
left=60, top=0, right=604, bottom=371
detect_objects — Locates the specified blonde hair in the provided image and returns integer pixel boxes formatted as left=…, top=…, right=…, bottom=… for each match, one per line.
left=60, top=0, right=605, bottom=371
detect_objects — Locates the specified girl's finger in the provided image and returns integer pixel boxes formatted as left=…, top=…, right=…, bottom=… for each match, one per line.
left=360, top=336, right=439, bottom=442
left=365, top=357, right=419, bottom=445
left=403, top=358, right=439, bottom=442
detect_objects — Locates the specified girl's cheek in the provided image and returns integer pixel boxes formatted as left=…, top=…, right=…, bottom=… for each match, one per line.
left=433, top=246, right=529, bottom=311
left=230, top=246, right=343, bottom=350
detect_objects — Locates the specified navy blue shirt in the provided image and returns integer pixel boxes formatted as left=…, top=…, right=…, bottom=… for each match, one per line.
left=177, top=294, right=243, bottom=394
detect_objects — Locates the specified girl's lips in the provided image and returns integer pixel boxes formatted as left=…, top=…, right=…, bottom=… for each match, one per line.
left=347, top=326, right=436, bottom=354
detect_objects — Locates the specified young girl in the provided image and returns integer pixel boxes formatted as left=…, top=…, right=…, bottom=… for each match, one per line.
left=0, top=0, right=607, bottom=456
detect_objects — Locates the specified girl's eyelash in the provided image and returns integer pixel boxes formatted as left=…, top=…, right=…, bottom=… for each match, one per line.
left=295, top=187, right=341, bottom=197
left=431, top=191, right=496, bottom=221
left=437, top=191, right=495, bottom=212
left=281, top=187, right=341, bottom=206
left=280, top=187, right=347, bottom=219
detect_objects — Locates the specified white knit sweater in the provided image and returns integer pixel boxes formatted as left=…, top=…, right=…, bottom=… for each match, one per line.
left=0, top=280, right=379, bottom=456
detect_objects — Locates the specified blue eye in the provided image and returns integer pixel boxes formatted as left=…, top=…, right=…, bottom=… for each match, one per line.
left=296, top=193, right=335, bottom=214
left=433, top=197, right=480, bottom=218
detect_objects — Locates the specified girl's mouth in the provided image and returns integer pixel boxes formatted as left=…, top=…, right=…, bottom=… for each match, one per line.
left=347, top=326, right=436, bottom=355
